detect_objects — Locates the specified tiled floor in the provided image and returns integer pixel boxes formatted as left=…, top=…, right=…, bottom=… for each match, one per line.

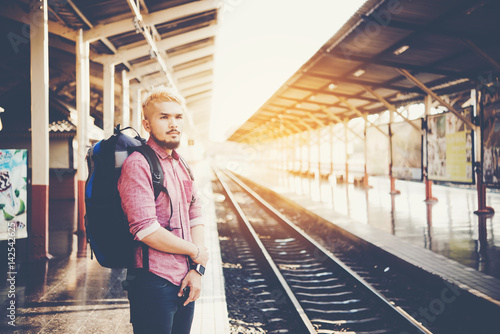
left=0, top=160, right=229, bottom=333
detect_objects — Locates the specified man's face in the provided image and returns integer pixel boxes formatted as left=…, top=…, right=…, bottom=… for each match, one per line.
left=143, top=101, right=184, bottom=151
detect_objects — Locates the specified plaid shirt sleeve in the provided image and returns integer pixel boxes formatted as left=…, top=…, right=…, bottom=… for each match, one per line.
left=117, top=153, right=161, bottom=241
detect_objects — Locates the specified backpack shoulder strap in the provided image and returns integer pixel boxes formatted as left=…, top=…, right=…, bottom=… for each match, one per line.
left=179, top=156, right=194, bottom=181
left=131, top=145, right=167, bottom=200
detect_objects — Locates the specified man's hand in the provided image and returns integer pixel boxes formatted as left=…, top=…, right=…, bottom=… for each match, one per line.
left=178, top=270, right=202, bottom=306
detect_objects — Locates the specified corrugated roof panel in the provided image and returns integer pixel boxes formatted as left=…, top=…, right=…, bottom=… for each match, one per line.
left=388, top=34, right=466, bottom=67
left=296, top=102, right=322, bottom=112
left=310, top=93, right=339, bottom=105
left=270, top=98, right=296, bottom=108
left=335, top=25, right=413, bottom=58
left=358, top=64, right=401, bottom=83
left=280, top=88, right=311, bottom=101
left=309, top=56, right=362, bottom=78
left=389, top=0, right=457, bottom=25
left=294, top=76, right=331, bottom=90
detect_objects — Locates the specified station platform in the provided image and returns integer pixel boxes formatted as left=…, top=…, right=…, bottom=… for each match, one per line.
left=0, top=160, right=230, bottom=333
left=239, top=166, right=500, bottom=307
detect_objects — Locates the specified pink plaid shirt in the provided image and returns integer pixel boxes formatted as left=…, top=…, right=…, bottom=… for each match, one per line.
left=117, top=138, right=203, bottom=285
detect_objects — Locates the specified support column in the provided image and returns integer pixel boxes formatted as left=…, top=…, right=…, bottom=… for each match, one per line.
left=30, top=0, right=51, bottom=260
left=344, top=119, right=349, bottom=183
left=299, top=137, right=303, bottom=173
left=76, top=29, right=90, bottom=236
left=424, top=94, right=437, bottom=202
left=121, top=70, right=130, bottom=129
left=132, top=88, right=142, bottom=132
left=317, top=128, right=321, bottom=179
left=473, top=89, right=494, bottom=214
left=307, top=131, right=311, bottom=175
left=103, top=63, right=115, bottom=137
left=363, top=118, right=370, bottom=188
left=389, top=108, right=400, bottom=195
left=330, top=124, right=334, bottom=175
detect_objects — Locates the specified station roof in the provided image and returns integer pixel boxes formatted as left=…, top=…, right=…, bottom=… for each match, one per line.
left=1, top=0, right=220, bottom=141
left=228, top=0, right=500, bottom=143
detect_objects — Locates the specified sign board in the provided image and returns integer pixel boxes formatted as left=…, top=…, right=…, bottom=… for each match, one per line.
left=0, top=149, right=28, bottom=240
left=366, top=124, right=389, bottom=176
left=391, top=119, right=423, bottom=181
left=427, top=109, right=474, bottom=184
left=482, top=101, right=500, bottom=187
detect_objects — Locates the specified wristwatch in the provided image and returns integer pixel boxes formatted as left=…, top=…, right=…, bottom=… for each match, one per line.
left=190, top=263, right=205, bottom=276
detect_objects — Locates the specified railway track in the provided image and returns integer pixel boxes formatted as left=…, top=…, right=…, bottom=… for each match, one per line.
left=214, top=167, right=432, bottom=334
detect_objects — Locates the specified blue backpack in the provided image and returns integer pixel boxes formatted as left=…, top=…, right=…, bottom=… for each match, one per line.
left=85, top=126, right=168, bottom=269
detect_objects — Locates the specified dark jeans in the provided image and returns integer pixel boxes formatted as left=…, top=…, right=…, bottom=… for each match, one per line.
left=125, top=269, right=195, bottom=334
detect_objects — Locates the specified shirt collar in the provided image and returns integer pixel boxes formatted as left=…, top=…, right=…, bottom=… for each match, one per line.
left=147, top=137, right=180, bottom=160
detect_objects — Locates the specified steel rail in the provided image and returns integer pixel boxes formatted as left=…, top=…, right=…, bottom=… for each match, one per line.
left=213, top=167, right=317, bottom=333
left=221, top=168, right=433, bottom=334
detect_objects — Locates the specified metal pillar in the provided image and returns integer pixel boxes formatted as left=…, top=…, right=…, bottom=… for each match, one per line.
left=389, top=108, right=400, bottom=195
left=121, top=70, right=130, bottom=129
left=318, top=128, right=322, bottom=179
left=424, top=94, right=437, bottom=202
left=330, top=124, right=334, bottom=175
left=76, top=29, right=90, bottom=237
left=30, top=0, right=51, bottom=259
left=103, top=63, right=115, bottom=137
left=363, top=118, right=370, bottom=188
left=344, top=119, right=349, bottom=183
left=307, top=131, right=311, bottom=175
left=132, top=88, right=142, bottom=133
left=473, top=89, right=494, bottom=214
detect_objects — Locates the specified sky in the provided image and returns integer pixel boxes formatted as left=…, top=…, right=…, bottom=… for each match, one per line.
left=210, top=0, right=367, bottom=142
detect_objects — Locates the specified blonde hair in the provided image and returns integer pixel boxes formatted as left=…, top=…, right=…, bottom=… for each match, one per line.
left=142, top=86, right=184, bottom=119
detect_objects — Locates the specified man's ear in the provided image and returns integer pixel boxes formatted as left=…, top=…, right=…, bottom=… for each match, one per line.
left=142, top=119, right=151, bottom=133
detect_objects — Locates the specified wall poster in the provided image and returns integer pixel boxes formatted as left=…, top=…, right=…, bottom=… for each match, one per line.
left=366, top=124, right=389, bottom=176
left=426, top=108, right=474, bottom=184
left=482, top=100, right=500, bottom=187
left=391, top=119, right=423, bottom=181
left=0, top=149, right=28, bottom=240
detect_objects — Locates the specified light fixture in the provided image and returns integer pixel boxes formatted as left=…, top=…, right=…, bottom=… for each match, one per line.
left=353, top=69, right=366, bottom=77
left=393, top=45, right=410, bottom=56
left=310, top=95, right=316, bottom=101
left=296, top=104, right=302, bottom=109
left=328, top=83, right=337, bottom=90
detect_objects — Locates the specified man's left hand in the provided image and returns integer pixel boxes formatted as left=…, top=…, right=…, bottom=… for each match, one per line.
left=178, top=270, right=202, bottom=306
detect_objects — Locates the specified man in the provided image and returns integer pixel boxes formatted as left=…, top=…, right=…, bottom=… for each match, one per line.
left=118, top=86, right=209, bottom=334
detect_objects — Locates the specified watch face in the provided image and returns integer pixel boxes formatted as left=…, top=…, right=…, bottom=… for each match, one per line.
left=198, top=265, right=205, bottom=275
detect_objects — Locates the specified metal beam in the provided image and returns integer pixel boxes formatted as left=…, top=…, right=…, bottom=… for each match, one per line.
left=128, top=60, right=213, bottom=80
left=462, top=39, right=500, bottom=72
left=83, top=0, right=219, bottom=42
left=176, top=62, right=214, bottom=80
left=64, top=0, right=134, bottom=71
left=93, top=26, right=216, bottom=65
left=397, top=68, right=476, bottom=130
left=339, top=97, right=388, bottom=137
left=1, top=3, right=76, bottom=41
left=169, top=46, right=215, bottom=67
left=181, top=82, right=212, bottom=98
left=363, top=85, right=422, bottom=133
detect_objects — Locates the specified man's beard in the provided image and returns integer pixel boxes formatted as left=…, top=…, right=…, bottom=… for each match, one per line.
left=162, top=140, right=180, bottom=150
left=151, top=133, right=181, bottom=150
